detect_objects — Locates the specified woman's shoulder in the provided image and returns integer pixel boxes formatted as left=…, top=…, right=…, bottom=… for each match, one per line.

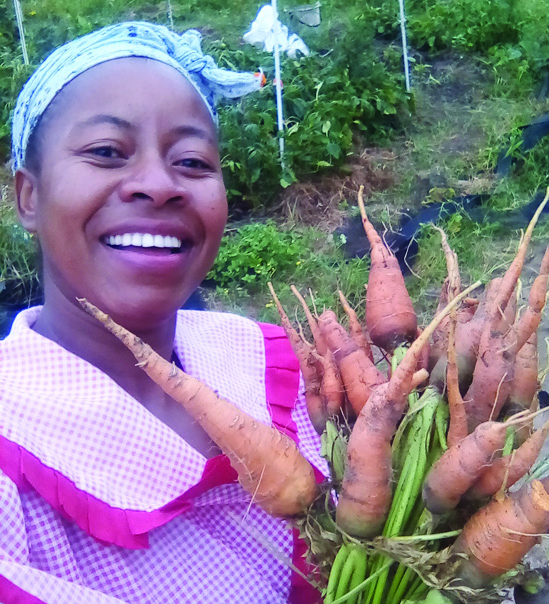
left=174, top=309, right=287, bottom=363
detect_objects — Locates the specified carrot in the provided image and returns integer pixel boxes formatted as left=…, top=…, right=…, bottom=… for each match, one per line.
left=423, top=416, right=529, bottom=514
left=79, top=298, right=320, bottom=517
left=291, top=286, right=344, bottom=418
left=467, top=421, right=549, bottom=499
left=428, top=279, right=450, bottom=372
left=463, top=192, right=549, bottom=429
left=515, top=245, right=549, bottom=352
left=268, top=282, right=328, bottom=433
left=336, top=284, right=480, bottom=537
left=335, top=383, right=398, bottom=538
left=357, top=185, right=418, bottom=352
left=509, top=331, right=539, bottom=411
left=483, top=188, right=549, bottom=339
left=429, top=284, right=494, bottom=391
left=435, top=226, right=468, bottom=447
left=463, top=277, right=517, bottom=432
left=415, top=328, right=431, bottom=375
left=453, top=479, right=549, bottom=588
left=446, top=298, right=468, bottom=447
left=338, top=289, right=374, bottom=362
left=318, top=310, right=386, bottom=416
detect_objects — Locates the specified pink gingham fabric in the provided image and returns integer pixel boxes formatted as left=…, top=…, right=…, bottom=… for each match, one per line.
left=0, top=307, right=327, bottom=604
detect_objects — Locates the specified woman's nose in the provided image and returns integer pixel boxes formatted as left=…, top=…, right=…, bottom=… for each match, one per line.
left=119, top=153, right=185, bottom=206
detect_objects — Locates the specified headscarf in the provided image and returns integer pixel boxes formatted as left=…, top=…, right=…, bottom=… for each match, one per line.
left=11, top=21, right=261, bottom=171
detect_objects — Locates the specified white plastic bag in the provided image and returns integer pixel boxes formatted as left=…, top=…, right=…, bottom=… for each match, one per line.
left=243, top=5, right=309, bottom=59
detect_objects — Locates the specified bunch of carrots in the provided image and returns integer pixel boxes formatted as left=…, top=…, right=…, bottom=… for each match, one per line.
left=80, top=186, right=549, bottom=604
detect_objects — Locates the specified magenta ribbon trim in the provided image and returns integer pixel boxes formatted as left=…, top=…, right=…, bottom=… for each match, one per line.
left=0, top=573, right=48, bottom=604
left=258, top=322, right=323, bottom=604
left=0, top=434, right=237, bottom=550
left=0, top=321, right=322, bottom=601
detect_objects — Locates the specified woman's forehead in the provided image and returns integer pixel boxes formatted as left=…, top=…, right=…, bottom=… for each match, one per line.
left=47, top=58, right=216, bottom=132
left=60, top=58, right=204, bottom=105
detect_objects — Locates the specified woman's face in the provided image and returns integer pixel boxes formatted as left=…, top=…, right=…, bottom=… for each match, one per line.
left=16, top=58, right=227, bottom=329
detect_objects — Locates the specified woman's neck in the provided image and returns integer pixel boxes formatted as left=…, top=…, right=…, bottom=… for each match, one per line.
left=33, top=284, right=177, bottom=403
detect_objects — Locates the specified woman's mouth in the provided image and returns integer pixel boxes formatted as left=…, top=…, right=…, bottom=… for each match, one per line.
left=100, top=231, right=194, bottom=274
left=103, top=233, right=187, bottom=254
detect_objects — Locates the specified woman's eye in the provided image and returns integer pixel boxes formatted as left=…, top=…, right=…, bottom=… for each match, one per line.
left=88, top=146, right=124, bottom=159
left=176, top=157, right=212, bottom=170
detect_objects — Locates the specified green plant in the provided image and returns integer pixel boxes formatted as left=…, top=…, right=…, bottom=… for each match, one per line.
left=215, top=29, right=411, bottom=210
left=207, top=221, right=303, bottom=289
left=0, top=198, right=40, bottom=309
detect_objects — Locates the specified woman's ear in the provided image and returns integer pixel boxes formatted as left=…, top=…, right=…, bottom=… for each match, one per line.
left=14, top=168, right=39, bottom=233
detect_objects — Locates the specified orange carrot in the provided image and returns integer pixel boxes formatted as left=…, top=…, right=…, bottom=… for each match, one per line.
left=291, top=286, right=344, bottom=418
left=338, top=289, right=374, bottom=362
left=268, top=283, right=328, bottom=433
left=467, top=422, right=549, bottom=499
left=318, top=310, right=386, bottom=416
left=464, top=193, right=549, bottom=429
left=463, top=316, right=517, bottom=430
left=515, top=245, right=549, bottom=352
left=335, top=382, right=399, bottom=538
left=446, top=303, right=468, bottom=447
left=357, top=186, right=417, bottom=352
left=423, top=418, right=524, bottom=514
left=453, top=480, right=549, bottom=588
left=415, top=328, right=431, bottom=376
left=482, top=188, right=549, bottom=341
left=336, top=284, right=479, bottom=537
left=79, top=298, right=320, bottom=516
left=429, top=283, right=494, bottom=390
left=509, top=331, right=539, bottom=411
left=435, top=226, right=468, bottom=447
left=428, top=279, right=450, bottom=372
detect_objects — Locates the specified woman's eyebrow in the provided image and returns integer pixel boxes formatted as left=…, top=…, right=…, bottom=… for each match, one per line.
left=72, top=114, right=134, bottom=131
left=171, top=125, right=216, bottom=145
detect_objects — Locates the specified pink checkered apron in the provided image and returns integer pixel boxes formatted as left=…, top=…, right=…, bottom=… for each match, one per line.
left=0, top=308, right=327, bottom=603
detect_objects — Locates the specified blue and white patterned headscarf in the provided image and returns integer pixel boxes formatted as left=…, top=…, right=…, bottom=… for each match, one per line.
left=11, top=21, right=261, bottom=171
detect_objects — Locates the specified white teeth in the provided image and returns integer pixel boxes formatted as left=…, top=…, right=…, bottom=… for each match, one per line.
left=142, top=233, right=154, bottom=248
left=105, top=233, right=182, bottom=249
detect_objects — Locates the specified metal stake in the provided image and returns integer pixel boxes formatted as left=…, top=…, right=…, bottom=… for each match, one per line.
left=13, top=0, right=29, bottom=65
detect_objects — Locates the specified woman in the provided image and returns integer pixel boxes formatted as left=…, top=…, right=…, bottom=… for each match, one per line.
left=0, top=22, right=325, bottom=604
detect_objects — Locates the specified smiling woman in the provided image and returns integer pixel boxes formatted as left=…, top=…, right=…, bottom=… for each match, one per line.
left=0, top=22, right=325, bottom=604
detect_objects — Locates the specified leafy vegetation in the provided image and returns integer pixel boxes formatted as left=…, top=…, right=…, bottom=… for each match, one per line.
left=2, top=0, right=549, bottom=323
left=206, top=221, right=369, bottom=323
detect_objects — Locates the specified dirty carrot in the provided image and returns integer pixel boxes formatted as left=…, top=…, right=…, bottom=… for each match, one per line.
left=515, top=245, right=549, bottom=352
left=357, top=185, right=418, bottom=352
left=430, top=278, right=496, bottom=391
left=423, top=414, right=532, bottom=514
left=291, top=285, right=345, bottom=418
left=484, top=187, right=549, bottom=337
left=268, top=282, right=328, bottom=433
left=463, top=191, right=549, bottom=429
left=436, top=226, right=468, bottom=447
left=79, top=298, right=320, bottom=517
left=467, top=421, right=549, bottom=499
left=336, top=284, right=480, bottom=537
left=509, top=331, right=539, bottom=411
left=338, top=289, right=374, bottom=362
left=318, top=309, right=386, bottom=416
left=453, top=480, right=549, bottom=588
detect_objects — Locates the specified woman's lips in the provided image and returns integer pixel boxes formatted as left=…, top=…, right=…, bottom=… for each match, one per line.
left=100, top=239, right=192, bottom=274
